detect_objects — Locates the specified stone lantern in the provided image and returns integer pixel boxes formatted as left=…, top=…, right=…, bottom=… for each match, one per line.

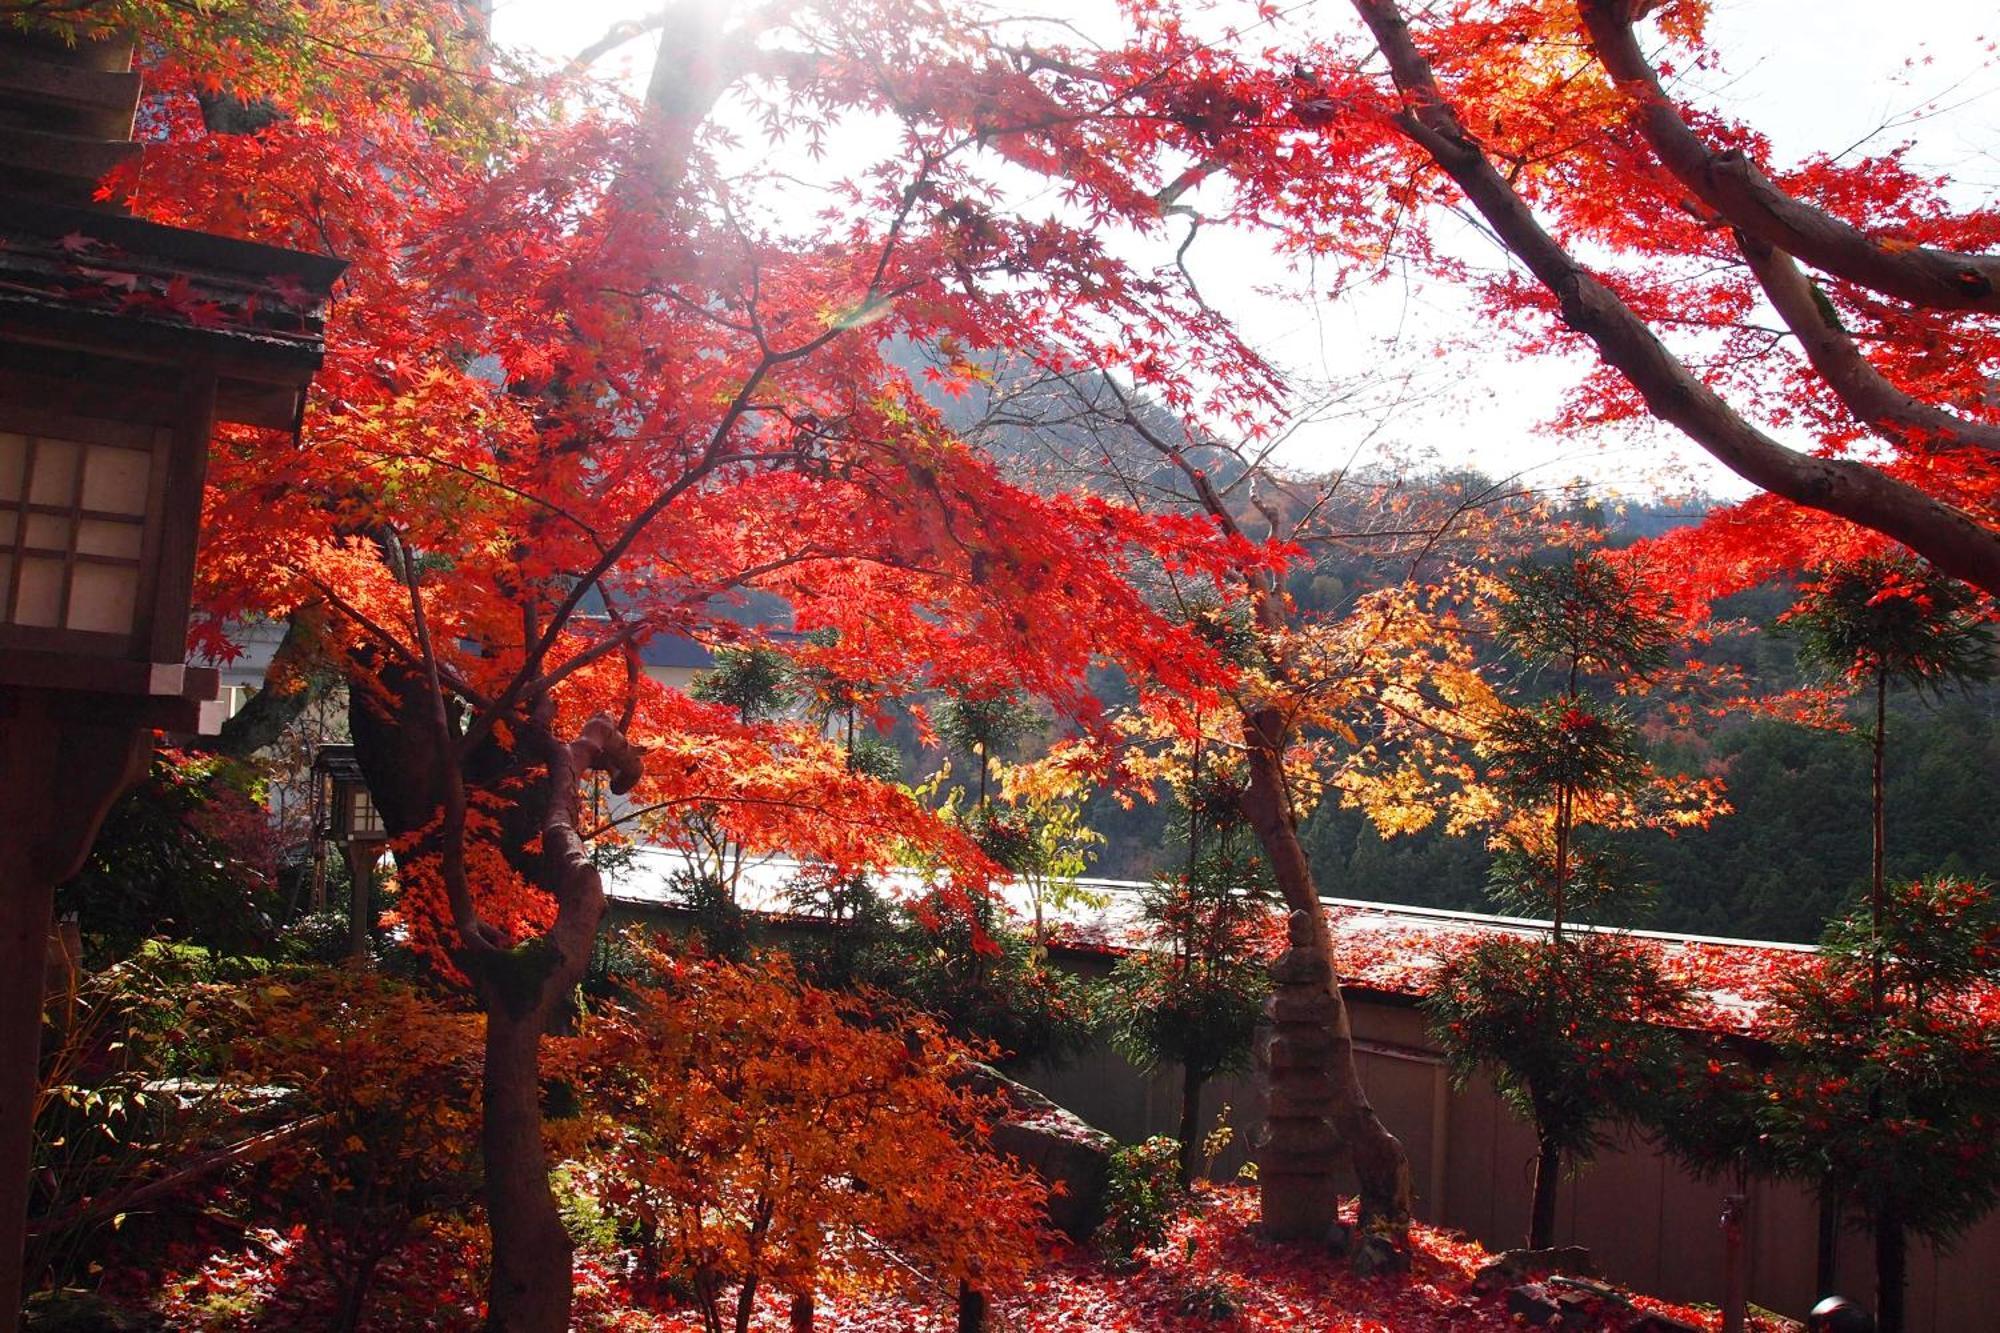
left=309, top=744, right=391, bottom=961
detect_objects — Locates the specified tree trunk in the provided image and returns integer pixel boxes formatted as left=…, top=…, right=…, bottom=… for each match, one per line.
left=1178, top=1070, right=1205, bottom=1187
left=1551, top=785, right=1570, bottom=944
left=734, top=1274, right=759, bottom=1333
left=1870, top=670, right=1887, bottom=1012
left=1529, top=1131, right=1562, bottom=1249
left=1816, top=1193, right=1840, bottom=1297
left=480, top=1003, right=573, bottom=1333
left=1719, top=1191, right=1748, bottom=1333
left=1240, top=705, right=1413, bottom=1238
left=789, top=1292, right=813, bottom=1333
left=331, top=1246, right=389, bottom=1333
left=206, top=604, right=334, bottom=759
left=1875, top=1206, right=1906, bottom=1333
left=956, top=1279, right=987, bottom=1333
left=349, top=671, right=634, bottom=1333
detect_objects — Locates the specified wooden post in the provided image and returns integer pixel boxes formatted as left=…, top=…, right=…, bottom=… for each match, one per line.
left=0, top=688, right=155, bottom=1322
left=342, top=841, right=382, bottom=965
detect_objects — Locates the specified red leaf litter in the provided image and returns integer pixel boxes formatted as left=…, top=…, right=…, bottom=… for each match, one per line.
left=579, top=1187, right=1794, bottom=1332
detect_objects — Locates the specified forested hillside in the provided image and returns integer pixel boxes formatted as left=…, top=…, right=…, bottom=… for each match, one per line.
left=1283, top=695, right=2000, bottom=943
left=894, top=353, right=1996, bottom=946
left=1075, top=508, right=2000, bottom=945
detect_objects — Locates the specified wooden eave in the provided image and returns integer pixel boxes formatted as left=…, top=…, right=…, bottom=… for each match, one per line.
left=0, top=196, right=347, bottom=430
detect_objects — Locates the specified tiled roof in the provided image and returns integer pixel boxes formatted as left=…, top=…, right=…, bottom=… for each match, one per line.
left=603, top=848, right=1820, bottom=1035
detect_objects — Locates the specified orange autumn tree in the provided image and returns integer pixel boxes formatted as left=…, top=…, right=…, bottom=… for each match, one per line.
left=44, top=1, right=1312, bottom=1327
left=580, top=942, right=1047, bottom=1333
left=211, top=971, right=484, bottom=1333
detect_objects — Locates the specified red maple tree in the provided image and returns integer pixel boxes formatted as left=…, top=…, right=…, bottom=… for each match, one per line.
left=40, top=1, right=1312, bottom=1325
left=1040, top=0, right=2000, bottom=601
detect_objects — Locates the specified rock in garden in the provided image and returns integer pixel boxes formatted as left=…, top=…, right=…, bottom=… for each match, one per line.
left=1624, top=1304, right=1704, bottom=1328
left=1505, top=1282, right=1562, bottom=1326
left=1472, top=1244, right=1597, bottom=1293
left=960, top=1063, right=1115, bottom=1240
left=1350, top=1234, right=1411, bottom=1278
left=1626, top=1314, right=1704, bottom=1333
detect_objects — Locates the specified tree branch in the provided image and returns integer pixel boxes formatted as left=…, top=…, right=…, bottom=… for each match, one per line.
left=1344, top=0, right=2000, bottom=597
left=1733, top=232, right=2000, bottom=455
left=1576, top=0, right=2000, bottom=314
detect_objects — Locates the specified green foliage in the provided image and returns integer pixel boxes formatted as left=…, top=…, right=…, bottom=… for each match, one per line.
left=846, top=734, right=904, bottom=782
left=933, top=691, right=1038, bottom=761
left=691, top=644, right=799, bottom=722
left=933, top=691, right=1039, bottom=802
left=1757, top=878, right=2000, bottom=1245
left=1482, top=554, right=1684, bottom=938
left=1426, top=934, right=1691, bottom=1160
left=1102, top=946, right=1266, bottom=1090
left=1497, top=552, right=1674, bottom=683
left=1103, top=846, right=1274, bottom=1088
left=1095, top=1137, right=1185, bottom=1266
left=852, top=890, right=1096, bottom=1067
left=31, top=950, right=479, bottom=1330
left=30, top=943, right=267, bottom=1291
left=782, top=865, right=901, bottom=990
left=1179, top=596, right=1259, bottom=668
left=551, top=1161, right=622, bottom=1256
left=57, top=750, right=279, bottom=964
left=1486, top=841, right=1652, bottom=926
left=1486, top=698, right=1644, bottom=810
left=279, top=910, right=356, bottom=966
left=965, top=804, right=1042, bottom=874
left=671, top=869, right=754, bottom=962
left=1788, top=557, right=1995, bottom=694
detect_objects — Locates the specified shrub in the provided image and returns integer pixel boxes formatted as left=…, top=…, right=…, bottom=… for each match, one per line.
left=211, top=970, right=483, bottom=1331
left=1096, top=1137, right=1185, bottom=1267
left=1426, top=933, right=1690, bottom=1247
left=58, top=750, right=280, bottom=963
left=30, top=943, right=263, bottom=1293
left=581, top=943, right=1048, bottom=1333
left=1759, top=877, right=2000, bottom=1332
left=855, top=889, right=1097, bottom=1066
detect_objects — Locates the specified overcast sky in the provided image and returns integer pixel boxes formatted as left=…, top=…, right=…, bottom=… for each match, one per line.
left=491, top=0, right=1999, bottom=502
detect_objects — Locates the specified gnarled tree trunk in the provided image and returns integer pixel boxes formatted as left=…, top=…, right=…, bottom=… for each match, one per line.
left=206, top=603, right=336, bottom=760
left=478, top=977, right=578, bottom=1331
left=350, top=660, right=636, bottom=1333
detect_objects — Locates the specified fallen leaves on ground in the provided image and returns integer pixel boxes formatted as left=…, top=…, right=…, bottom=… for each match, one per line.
left=586, top=1187, right=1797, bottom=1333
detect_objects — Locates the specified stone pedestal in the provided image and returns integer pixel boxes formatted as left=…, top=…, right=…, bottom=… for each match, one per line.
left=1258, top=910, right=1341, bottom=1240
